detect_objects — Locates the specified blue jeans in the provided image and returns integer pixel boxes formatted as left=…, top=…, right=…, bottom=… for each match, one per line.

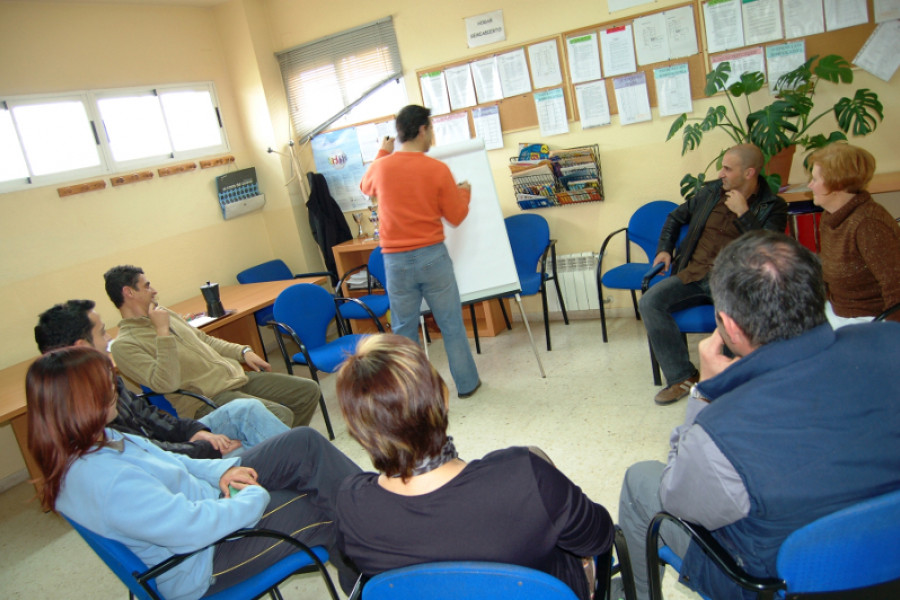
left=383, top=243, right=480, bottom=395
left=638, top=276, right=710, bottom=385
left=198, top=398, right=290, bottom=457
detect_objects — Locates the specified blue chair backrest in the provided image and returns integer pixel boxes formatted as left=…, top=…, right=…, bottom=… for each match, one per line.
left=505, top=214, right=550, bottom=277
left=776, top=487, right=900, bottom=594
left=237, top=260, right=294, bottom=327
left=272, top=283, right=336, bottom=350
left=236, top=260, right=293, bottom=284
left=139, top=385, right=178, bottom=417
left=367, top=246, right=386, bottom=287
left=362, top=561, right=579, bottom=600
left=628, top=201, right=679, bottom=262
left=62, top=514, right=160, bottom=600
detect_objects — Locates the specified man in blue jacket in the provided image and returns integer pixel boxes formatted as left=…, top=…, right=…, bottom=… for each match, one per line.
left=641, top=144, right=787, bottom=405
left=618, top=230, right=900, bottom=600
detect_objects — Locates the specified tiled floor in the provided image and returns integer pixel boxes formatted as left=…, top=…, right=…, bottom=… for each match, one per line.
left=0, top=315, right=702, bottom=599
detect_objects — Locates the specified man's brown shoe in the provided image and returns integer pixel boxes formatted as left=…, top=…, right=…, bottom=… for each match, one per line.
left=654, top=372, right=699, bottom=405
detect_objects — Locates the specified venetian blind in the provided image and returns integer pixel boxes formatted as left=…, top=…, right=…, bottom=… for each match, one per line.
left=277, top=17, right=402, bottom=142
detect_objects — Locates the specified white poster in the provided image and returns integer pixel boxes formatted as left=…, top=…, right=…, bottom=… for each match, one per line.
left=634, top=12, right=669, bottom=65
left=654, top=63, right=693, bottom=116
left=497, top=48, right=532, bottom=97
left=766, top=41, right=806, bottom=92
left=534, top=88, right=570, bottom=136
left=528, top=39, right=564, bottom=88
left=444, top=64, right=477, bottom=111
left=471, top=57, right=504, bottom=103
left=613, top=72, right=652, bottom=125
left=783, top=0, right=825, bottom=38
left=419, top=71, right=451, bottom=116
left=854, top=20, right=900, bottom=82
left=311, top=128, right=369, bottom=212
left=600, top=24, right=638, bottom=77
left=567, top=33, right=603, bottom=83
left=704, top=0, right=745, bottom=53
left=575, top=80, right=611, bottom=128
left=741, top=0, right=784, bottom=45
left=472, top=105, right=504, bottom=150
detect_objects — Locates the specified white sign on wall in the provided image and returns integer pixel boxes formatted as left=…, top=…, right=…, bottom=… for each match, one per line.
left=466, top=9, right=506, bottom=48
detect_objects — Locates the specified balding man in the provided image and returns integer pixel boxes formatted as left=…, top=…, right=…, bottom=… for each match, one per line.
left=641, top=144, right=787, bottom=405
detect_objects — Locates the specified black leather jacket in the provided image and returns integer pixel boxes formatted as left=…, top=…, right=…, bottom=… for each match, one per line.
left=109, top=378, right=221, bottom=459
left=658, top=177, right=788, bottom=275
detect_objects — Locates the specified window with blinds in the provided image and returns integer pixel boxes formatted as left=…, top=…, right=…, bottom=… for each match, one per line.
left=277, top=17, right=405, bottom=141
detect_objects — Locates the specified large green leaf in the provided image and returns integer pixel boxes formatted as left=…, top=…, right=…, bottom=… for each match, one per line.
left=705, top=62, right=732, bottom=96
left=679, top=172, right=706, bottom=201
left=834, top=89, right=884, bottom=136
left=747, top=101, right=801, bottom=157
left=699, top=106, right=728, bottom=132
left=776, top=92, right=813, bottom=119
left=728, top=71, right=765, bottom=97
left=681, top=123, right=705, bottom=154
left=775, top=56, right=816, bottom=92
left=812, top=54, right=853, bottom=84
left=666, top=114, right=688, bottom=141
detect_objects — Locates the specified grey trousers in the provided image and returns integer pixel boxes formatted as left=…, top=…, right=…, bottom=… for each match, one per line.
left=207, top=427, right=362, bottom=595
left=207, top=370, right=321, bottom=428
left=618, top=461, right=692, bottom=600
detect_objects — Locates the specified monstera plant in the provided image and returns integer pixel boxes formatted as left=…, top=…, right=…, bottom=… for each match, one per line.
left=667, top=54, right=884, bottom=200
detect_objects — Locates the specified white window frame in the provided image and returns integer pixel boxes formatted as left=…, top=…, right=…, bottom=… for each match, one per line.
left=0, top=81, right=228, bottom=194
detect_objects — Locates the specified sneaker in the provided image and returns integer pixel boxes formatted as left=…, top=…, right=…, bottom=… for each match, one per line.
left=654, top=372, right=699, bottom=405
left=458, top=380, right=481, bottom=399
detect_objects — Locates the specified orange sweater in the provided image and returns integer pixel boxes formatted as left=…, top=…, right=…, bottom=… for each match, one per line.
left=360, top=150, right=470, bottom=253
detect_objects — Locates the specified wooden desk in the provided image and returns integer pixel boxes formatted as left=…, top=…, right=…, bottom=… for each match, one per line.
left=0, top=276, right=324, bottom=492
left=331, top=238, right=510, bottom=337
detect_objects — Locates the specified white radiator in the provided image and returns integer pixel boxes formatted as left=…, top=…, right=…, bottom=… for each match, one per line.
left=546, top=252, right=600, bottom=312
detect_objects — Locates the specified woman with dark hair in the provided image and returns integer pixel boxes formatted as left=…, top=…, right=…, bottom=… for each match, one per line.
left=334, top=334, right=614, bottom=600
left=808, top=142, right=900, bottom=326
left=26, top=346, right=360, bottom=600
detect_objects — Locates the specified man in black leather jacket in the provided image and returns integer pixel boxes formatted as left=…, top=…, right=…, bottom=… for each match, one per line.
left=640, top=144, right=788, bottom=405
left=35, top=299, right=289, bottom=458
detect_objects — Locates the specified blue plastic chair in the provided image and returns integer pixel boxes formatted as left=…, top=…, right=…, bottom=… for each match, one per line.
left=646, top=487, right=900, bottom=600
left=135, top=386, right=218, bottom=418
left=268, top=283, right=378, bottom=410
left=504, top=214, right=569, bottom=351
left=358, top=562, right=579, bottom=600
left=335, top=246, right=390, bottom=333
left=236, top=260, right=335, bottom=358
left=596, top=201, right=679, bottom=343
left=62, top=515, right=339, bottom=600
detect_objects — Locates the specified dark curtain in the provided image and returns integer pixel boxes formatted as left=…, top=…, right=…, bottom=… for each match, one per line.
left=306, top=172, right=353, bottom=285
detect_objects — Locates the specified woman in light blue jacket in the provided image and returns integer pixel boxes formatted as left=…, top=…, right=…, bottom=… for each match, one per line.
left=25, top=346, right=357, bottom=600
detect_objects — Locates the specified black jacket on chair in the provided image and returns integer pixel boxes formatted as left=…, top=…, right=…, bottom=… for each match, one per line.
left=307, top=172, right=353, bottom=283
left=109, top=377, right=220, bottom=459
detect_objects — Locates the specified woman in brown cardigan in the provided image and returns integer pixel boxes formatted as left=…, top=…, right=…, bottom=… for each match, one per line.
left=808, top=143, right=900, bottom=326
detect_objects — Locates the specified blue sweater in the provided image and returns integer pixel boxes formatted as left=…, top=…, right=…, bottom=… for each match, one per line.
left=55, top=430, right=270, bottom=600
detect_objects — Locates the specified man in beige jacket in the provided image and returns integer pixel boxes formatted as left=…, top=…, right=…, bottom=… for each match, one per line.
left=104, top=265, right=319, bottom=428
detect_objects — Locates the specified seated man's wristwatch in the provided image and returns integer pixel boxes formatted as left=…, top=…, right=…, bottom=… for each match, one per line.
left=241, top=346, right=252, bottom=360
left=689, top=383, right=709, bottom=403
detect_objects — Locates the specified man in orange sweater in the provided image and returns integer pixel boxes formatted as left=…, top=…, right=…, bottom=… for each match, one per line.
left=360, top=105, right=481, bottom=397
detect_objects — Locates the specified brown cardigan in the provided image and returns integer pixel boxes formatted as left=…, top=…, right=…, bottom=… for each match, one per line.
left=820, top=191, right=900, bottom=321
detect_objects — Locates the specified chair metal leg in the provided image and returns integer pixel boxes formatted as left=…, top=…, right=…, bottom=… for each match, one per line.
left=649, top=337, right=662, bottom=386
left=469, top=304, right=481, bottom=354
left=631, top=290, right=641, bottom=320
left=318, top=392, right=335, bottom=440
left=613, top=526, right=636, bottom=600
left=541, top=287, right=552, bottom=351
left=600, top=293, right=609, bottom=343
